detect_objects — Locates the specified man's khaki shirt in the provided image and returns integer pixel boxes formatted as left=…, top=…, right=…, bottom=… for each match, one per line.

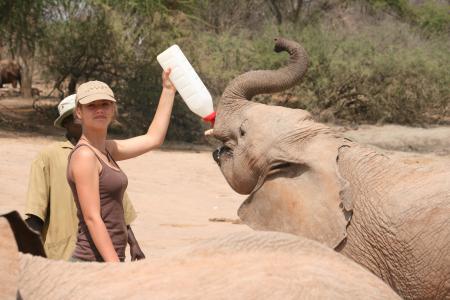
left=26, top=140, right=137, bottom=260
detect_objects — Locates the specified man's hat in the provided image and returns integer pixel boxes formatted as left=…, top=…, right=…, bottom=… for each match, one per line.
left=54, top=94, right=76, bottom=128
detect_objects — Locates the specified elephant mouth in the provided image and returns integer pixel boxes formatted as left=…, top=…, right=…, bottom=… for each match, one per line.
left=212, top=146, right=233, bottom=166
left=250, top=161, right=301, bottom=196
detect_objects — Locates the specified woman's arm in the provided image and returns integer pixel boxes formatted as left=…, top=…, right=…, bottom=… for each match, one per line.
left=107, top=69, right=176, bottom=161
left=70, top=148, right=120, bottom=262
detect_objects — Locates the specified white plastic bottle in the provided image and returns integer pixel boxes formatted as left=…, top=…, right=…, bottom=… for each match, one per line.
left=157, top=45, right=215, bottom=125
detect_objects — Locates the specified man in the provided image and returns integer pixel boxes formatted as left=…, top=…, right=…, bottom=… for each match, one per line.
left=25, top=94, right=145, bottom=261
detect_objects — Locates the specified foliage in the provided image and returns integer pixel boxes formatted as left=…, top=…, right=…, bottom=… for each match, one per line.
left=92, top=0, right=206, bottom=141
left=252, top=22, right=449, bottom=125
left=355, top=0, right=449, bottom=35
left=0, top=0, right=46, bottom=54
left=2, top=0, right=449, bottom=140
left=0, top=0, right=48, bottom=97
left=413, top=1, right=450, bottom=34
left=364, top=0, right=412, bottom=17
left=39, top=4, right=123, bottom=95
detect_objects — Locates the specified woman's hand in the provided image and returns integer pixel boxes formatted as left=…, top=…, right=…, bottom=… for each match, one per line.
left=162, top=69, right=176, bottom=92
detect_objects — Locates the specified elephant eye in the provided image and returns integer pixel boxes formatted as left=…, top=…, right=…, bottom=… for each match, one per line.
left=239, top=126, right=246, bottom=137
left=239, top=120, right=248, bottom=137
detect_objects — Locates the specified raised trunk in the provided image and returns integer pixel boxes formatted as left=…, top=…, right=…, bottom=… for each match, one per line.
left=221, top=38, right=308, bottom=105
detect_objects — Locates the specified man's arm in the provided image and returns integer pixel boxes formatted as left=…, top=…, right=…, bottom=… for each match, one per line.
left=25, top=215, right=44, bottom=234
left=122, top=192, right=145, bottom=260
left=25, top=153, right=50, bottom=236
left=127, top=225, right=145, bottom=261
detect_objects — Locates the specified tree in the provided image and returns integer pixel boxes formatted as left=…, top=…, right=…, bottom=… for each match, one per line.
left=265, top=0, right=304, bottom=24
left=0, top=0, right=46, bottom=97
left=39, top=5, right=124, bottom=96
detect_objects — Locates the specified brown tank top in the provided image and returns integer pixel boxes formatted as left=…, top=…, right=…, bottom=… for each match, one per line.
left=67, top=144, right=128, bottom=262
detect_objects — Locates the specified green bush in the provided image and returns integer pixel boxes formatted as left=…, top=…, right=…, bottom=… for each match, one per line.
left=413, top=1, right=450, bottom=34
left=365, top=0, right=412, bottom=17
left=292, top=22, right=449, bottom=125
left=185, top=20, right=449, bottom=126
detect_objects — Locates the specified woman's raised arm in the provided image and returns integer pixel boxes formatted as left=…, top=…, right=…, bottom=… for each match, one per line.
left=107, top=69, right=176, bottom=161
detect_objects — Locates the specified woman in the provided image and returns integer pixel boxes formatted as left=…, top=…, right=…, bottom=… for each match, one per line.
left=67, top=70, right=176, bottom=262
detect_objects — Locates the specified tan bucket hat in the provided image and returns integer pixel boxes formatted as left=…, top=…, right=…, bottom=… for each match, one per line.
left=76, top=80, right=116, bottom=105
left=54, top=94, right=76, bottom=128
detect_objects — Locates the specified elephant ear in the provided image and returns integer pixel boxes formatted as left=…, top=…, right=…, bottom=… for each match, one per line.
left=238, top=137, right=352, bottom=249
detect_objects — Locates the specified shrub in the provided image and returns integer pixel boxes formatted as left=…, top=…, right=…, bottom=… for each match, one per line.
left=189, top=20, right=449, bottom=126
left=413, top=1, right=450, bottom=34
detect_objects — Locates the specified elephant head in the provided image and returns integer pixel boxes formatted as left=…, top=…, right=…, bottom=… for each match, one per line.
left=212, top=38, right=352, bottom=248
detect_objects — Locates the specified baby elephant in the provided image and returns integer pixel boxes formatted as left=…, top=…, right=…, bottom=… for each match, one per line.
left=211, top=37, right=450, bottom=299
left=0, top=216, right=400, bottom=300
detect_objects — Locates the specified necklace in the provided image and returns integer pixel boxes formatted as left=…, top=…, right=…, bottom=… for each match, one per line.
left=79, top=137, right=110, bottom=160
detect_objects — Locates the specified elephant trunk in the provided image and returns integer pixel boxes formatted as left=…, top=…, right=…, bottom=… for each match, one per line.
left=221, top=38, right=308, bottom=106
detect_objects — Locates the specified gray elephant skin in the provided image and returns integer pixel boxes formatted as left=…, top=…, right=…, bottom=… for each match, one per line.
left=211, top=37, right=450, bottom=300
left=0, top=217, right=400, bottom=300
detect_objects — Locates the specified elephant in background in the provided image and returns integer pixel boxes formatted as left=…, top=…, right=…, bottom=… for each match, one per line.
left=0, top=216, right=400, bottom=300
left=0, top=59, right=21, bottom=88
left=211, top=38, right=450, bottom=300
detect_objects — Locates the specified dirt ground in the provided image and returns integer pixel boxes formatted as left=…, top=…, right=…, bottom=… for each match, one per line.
left=1, top=91, right=449, bottom=259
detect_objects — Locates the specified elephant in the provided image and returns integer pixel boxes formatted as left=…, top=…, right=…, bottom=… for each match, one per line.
left=210, top=38, right=450, bottom=300
left=0, top=216, right=401, bottom=300
left=0, top=59, right=21, bottom=88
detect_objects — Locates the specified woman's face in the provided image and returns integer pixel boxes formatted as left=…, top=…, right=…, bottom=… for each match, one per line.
left=76, top=99, right=115, bottom=131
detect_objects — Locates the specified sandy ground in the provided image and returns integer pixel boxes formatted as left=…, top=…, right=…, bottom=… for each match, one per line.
left=0, top=92, right=449, bottom=259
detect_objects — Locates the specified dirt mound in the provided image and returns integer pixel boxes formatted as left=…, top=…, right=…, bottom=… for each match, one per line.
left=340, top=124, right=450, bottom=155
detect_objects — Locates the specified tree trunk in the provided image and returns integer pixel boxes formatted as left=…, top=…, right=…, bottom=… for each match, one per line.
left=266, top=0, right=283, bottom=24
left=291, top=0, right=303, bottom=23
left=68, top=76, right=78, bottom=95
left=18, top=44, right=33, bottom=98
